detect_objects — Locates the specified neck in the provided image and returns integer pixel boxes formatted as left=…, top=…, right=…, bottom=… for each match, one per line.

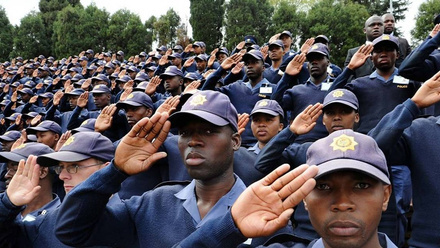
left=311, top=73, right=328, bottom=85
left=258, top=141, right=266, bottom=150
left=271, top=59, right=282, bottom=70
left=377, top=67, right=395, bottom=81
left=323, top=231, right=382, bottom=248
left=249, top=75, right=263, bottom=88
left=21, top=182, right=53, bottom=217
left=195, top=169, right=235, bottom=219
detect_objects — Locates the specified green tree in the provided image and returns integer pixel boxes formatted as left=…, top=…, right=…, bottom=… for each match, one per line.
left=78, top=4, right=109, bottom=53
left=52, top=5, right=84, bottom=57
left=224, top=0, right=274, bottom=49
left=145, top=16, right=157, bottom=52
left=411, top=0, right=440, bottom=44
left=302, top=0, right=370, bottom=67
left=268, top=0, right=306, bottom=50
left=190, top=0, right=225, bottom=51
left=176, top=23, right=191, bottom=50
left=10, top=12, right=51, bottom=59
left=153, top=9, right=181, bottom=47
left=107, top=9, right=148, bottom=56
left=349, top=0, right=409, bottom=22
left=0, top=6, right=14, bottom=61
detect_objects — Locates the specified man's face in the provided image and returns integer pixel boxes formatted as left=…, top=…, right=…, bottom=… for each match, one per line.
left=93, top=93, right=110, bottom=109
left=116, top=54, right=123, bottom=62
left=105, top=67, right=115, bottom=75
left=307, top=54, right=329, bottom=78
left=178, top=118, right=240, bottom=182
left=217, top=53, right=227, bottom=64
left=25, top=68, right=34, bottom=76
left=304, top=171, right=391, bottom=248
left=163, top=75, right=182, bottom=93
left=4, top=160, right=18, bottom=187
left=364, top=16, right=384, bottom=41
left=67, top=95, right=79, bottom=109
left=36, top=131, right=59, bottom=149
left=323, top=103, right=359, bottom=134
left=41, top=97, right=51, bottom=107
left=57, top=158, right=105, bottom=193
left=382, top=14, right=395, bottom=35
left=372, top=44, right=398, bottom=71
left=196, top=59, right=207, bottom=72
left=193, top=45, right=202, bottom=55
left=245, top=58, right=264, bottom=80
left=251, top=113, right=283, bottom=145
left=128, top=71, right=137, bottom=80
left=124, top=105, right=152, bottom=127
left=20, top=93, right=32, bottom=103
left=269, top=46, right=284, bottom=61
left=171, top=57, right=182, bottom=67
left=280, top=34, right=292, bottom=50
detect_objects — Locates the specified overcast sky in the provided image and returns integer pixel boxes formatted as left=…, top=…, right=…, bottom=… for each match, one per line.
left=0, top=0, right=427, bottom=45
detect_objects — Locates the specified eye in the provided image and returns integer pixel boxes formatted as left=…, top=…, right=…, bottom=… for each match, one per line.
left=316, top=183, right=330, bottom=190
left=355, top=182, right=370, bottom=189
left=178, top=130, right=188, bottom=136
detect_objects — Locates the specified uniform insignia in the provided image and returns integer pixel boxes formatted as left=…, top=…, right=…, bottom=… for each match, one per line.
left=383, top=35, right=390, bottom=40
left=397, top=85, right=408, bottom=88
left=246, top=39, right=251, bottom=43
left=330, top=134, right=358, bottom=152
left=15, top=144, right=27, bottom=150
left=81, top=120, right=88, bottom=126
left=63, top=136, right=75, bottom=147
left=312, top=44, right=319, bottom=50
left=127, top=93, right=134, bottom=99
left=258, top=100, right=268, bottom=107
left=258, top=94, right=268, bottom=98
left=332, top=90, right=344, bottom=98
left=4, top=131, right=10, bottom=135
left=190, top=94, right=207, bottom=106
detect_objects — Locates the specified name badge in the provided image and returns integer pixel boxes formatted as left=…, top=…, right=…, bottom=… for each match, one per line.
left=260, top=86, right=272, bottom=94
left=393, top=75, right=409, bottom=85
left=321, top=82, right=332, bottom=91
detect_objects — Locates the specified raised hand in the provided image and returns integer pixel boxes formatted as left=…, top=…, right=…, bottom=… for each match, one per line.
left=30, top=115, right=42, bottom=126
left=207, top=52, right=216, bottom=68
left=145, top=76, right=161, bottom=96
left=260, top=46, right=269, bottom=60
left=55, top=131, right=72, bottom=152
left=118, top=69, right=126, bottom=78
left=6, top=156, right=42, bottom=207
left=300, top=38, right=315, bottom=54
left=290, top=103, right=323, bottom=135
left=268, top=33, right=281, bottom=43
left=14, top=114, right=22, bottom=126
left=231, top=62, right=245, bottom=75
left=11, top=130, right=27, bottom=151
left=285, top=53, right=306, bottom=76
left=120, top=87, right=133, bottom=102
left=123, top=80, right=134, bottom=90
left=3, top=84, right=9, bottom=94
left=81, top=78, right=92, bottom=91
left=35, top=82, right=44, bottom=90
left=29, top=95, right=39, bottom=104
left=77, top=91, right=89, bottom=108
left=183, top=57, right=195, bottom=68
left=156, top=95, right=180, bottom=115
left=184, top=44, right=194, bottom=53
left=183, top=80, right=201, bottom=93
left=430, top=23, right=440, bottom=38
left=114, top=112, right=170, bottom=175
left=32, top=69, right=39, bottom=78
left=95, top=104, right=117, bottom=132
left=159, top=55, right=169, bottom=66
left=165, top=48, right=173, bottom=56
left=237, top=113, right=250, bottom=136
left=412, top=70, right=440, bottom=108
left=53, top=90, right=64, bottom=106
left=347, top=44, right=374, bottom=70
left=221, top=53, right=243, bottom=70
left=236, top=41, right=246, bottom=50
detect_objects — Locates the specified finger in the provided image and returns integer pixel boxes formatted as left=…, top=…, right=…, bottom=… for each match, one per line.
left=309, top=103, right=323, bottom=117
left=279, top=165, right=318, bottom=201
left=138, top=113, right=162, bottom=138
left=282, top=177, right=317, bottom=210
left=16, top=159, right=26, bottom=176
left=145, top=113, right=169, bottom=141
left=128, top=117, right=151, bottom=138
left=108, top=104, right=117, bottom=116
left=152, top=119, right=171, bottom=149
left=22, top=158, right=31, bottom=179
left=260, top=163, right=291, bottom=187
left=270, top=164, right=309, bottom=192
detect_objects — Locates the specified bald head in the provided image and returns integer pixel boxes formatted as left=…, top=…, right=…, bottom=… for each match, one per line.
left=382, top=13, right=395, bottom=35
left=364, top=15, right=384, bottom=41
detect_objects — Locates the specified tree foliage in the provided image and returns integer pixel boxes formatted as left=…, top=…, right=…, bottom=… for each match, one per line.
left=145, top=16, right=157, bottom=52
left=302, top=0, right=370, bottom=67
left=349, top=0, right=409, bottom=21
left=52, top=5, right=84, bottom=58
left=0, top=6, right=14, bottom=61
left=153, top=9, right=181, bottom=47
left=411, top=0, right=440, bottom=44
left=224, top=0, right=274, bottom=49
left=190, top=0, right=225, bottom=51
left=78, top=4, right=109, bottom=53
left=10, top=12, right=51, bottom=59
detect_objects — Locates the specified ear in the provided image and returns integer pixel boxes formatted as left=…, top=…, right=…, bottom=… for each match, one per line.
left=303, top=199, right=309, bottom=211
left=146, top=108, right=153, bottom=118
left=179, top=78, right=184, bottom=86
left=354, top=113, right=360, bottom=123
left=231, top=132, right=241, bottom=151
left=382, top=184, right=392, bottom=211
left=278, top=122, right=284, bottom=132
left=54, top=133, right=60, bottom=141
left=40, top=167, right=49, bottom=179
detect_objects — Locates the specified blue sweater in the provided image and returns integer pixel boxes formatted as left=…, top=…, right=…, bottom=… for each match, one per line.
left=369, top=99, right=440, bottom=247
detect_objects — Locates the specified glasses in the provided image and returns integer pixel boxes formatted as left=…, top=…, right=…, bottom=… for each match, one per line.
left=54, top=162, right=103, bottom=174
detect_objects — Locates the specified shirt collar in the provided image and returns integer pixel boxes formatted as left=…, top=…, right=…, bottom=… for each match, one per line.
left=244, top=78, right=270, bottom=90
left=369, top=68, right=398, bottom=82
left=248, top=143, right=261, bottom=155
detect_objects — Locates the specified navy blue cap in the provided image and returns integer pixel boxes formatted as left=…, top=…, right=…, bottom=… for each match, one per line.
left=156, top=45, right=167, bottom=52
left=116, top=92, right=153, bottom=109
left=39, top=92, right=54, bottom=99
left=38, top=55, right=45, bottom=59
left=268, top=40, right=284, bottom=50
left=72, top=118, right=96, bottom=134
left=71, top=74, right=84, bottom=82
left=5, top=113, right=21, bottom=121
left=193, top=41, right=206, bottom=48
left=85, top=49, right=94, bottom=54
left=168, top=53, right=182, bottom=59
left=243, top=49, right=264, bottom=62
left=247, top=44, right=261, bottom=52
left=11, top=82, right=20, bottom=87
left=27, top=120, right=62, bottom=135
left=280, top=31, right=292, bottom=38
left=169, top=90, right=238, bottom=131
left=24, top=81, right=36, bottom=88
left=18, top=88, right=34, bottom=95
left=146, top=66, right=157, bottom=72
left=68, top=67, right=82, bottom=73
left=244, top=35, right=257, bottom=45
left=216, top=47, right=229, bottom=57
left=152, top=54, right=162, bottom=60
left=90, top=85, right=111, bottom=94
left=116, top=75, right=131, bottom=83
left=184, top=72, right=199, bottom=81
left=92, top=74, right=110, bottom=84
left=307, top=129, right=390, bottom=184
left=0, top=142, right=54, bottom=162
left=79, top=56, right=88, bottom=61
left=117, top=51, right=124, bottom=56
left=127, top=65, right=139, bottom=72
left=0, top=131, right=21, bottom=142
left=160, top=66, right=184, bottom=78
left=134, top=72, right=149, bottom=82
left=38, top=65, right=50, bottom=72
left=307, top=43, right=330, bottom=59
left=173, top=45, right=183, bottom=51
left=372, top=34, right=399, bottom=51
left=195, top=54, right=208, bottom=61
left=251, top=99, right=284, bottom=118
left=23, top=112, right=39, bottom=119
left=104, top=62, right=115, bottom=69
left=323, top=89, right=359, bottom=111
left=37, top=132, right=115, bottom=166
left=60, top=74, right=72, bottom=81
left=139, top=52, right=147, bottom=57
left=0, top=100, right=11, bottom=106
left=315, top=35, right=329, bottom=44
left=87, top=65, right=97, bottom=70
left=134, top=81, right=149, bottom=91
left=65, top=88, right=85, bottom=96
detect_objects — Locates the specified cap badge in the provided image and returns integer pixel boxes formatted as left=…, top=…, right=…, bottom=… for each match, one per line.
left=383, top=35, right=390, bottom=40
left=15, top=144, right=27, bottom=150
left=258, top=100, right=268, bottom=107
left=332, top=90, right=344, bottom=98
left=63, top=136, right=75, bottom=147
left=330, top=134, right=358, bottom=152
left=190, top=94, right=207, bottom=106
left=127, top=93, right=134, bottom=99
left=311, top=44, right=319, bottom=50
left=81, top=120, right=88, bottom=126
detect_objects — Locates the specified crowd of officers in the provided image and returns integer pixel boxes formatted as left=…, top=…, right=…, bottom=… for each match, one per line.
left=0, top=11, right=440, bottom=248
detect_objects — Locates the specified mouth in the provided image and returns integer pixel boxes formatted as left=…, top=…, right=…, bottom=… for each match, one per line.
left=328, top=221, right=360, bottom=236
left=257, top=130, right=267, bottom=136
left=185, top=152, right=205, bottom=166
left=331, top=125, right=345, bottom=131
left=64, top=185, right=74, bottom=193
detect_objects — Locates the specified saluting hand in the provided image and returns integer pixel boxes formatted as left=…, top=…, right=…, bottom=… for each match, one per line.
left=290, top=103, right=323, bottom=135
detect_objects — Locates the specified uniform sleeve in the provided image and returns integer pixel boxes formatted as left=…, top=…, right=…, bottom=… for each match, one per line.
left=271, top=73, right=298, bottom=110
left=201, top=67, right=225, bottom=91
left=55, top=162, right=139, bottom=247
left=328, top=67, right=355, bottom=92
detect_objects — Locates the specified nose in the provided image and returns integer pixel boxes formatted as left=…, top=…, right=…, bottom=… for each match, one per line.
left=187, top=133, right=203, bottom=148
left=331, top=189, right=355, bottom=212
left=58, top=168, right=71, bottom=181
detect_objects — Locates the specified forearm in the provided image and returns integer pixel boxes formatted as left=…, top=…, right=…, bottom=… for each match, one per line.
left=328, top=67, right=355, bottom=92
left=201, top=67, right=225, bottom=90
